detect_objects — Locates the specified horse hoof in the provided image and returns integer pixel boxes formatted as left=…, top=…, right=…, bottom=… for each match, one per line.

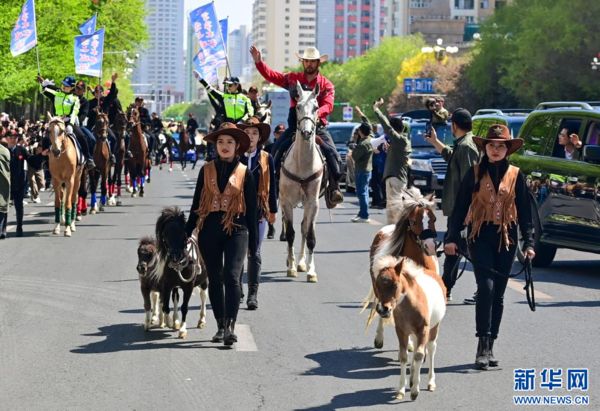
left=297, top=263, right=307, bottom=272
left=396, top=391, right=405, bottom=400
left=64, top=227, right=72, bottom=237
left=76, top=215, right=82, bottom=221
left=178, top=330, right=187, bottom=339
left=53, top=226, right=60, bottom=235
left=169, top=168, right=172, bottom=172
left=70, top=223, right=76, bottom=232
left=144, top=322, right=150, bottom=331
left=90, top=209, right=97, bottom=215
left=99, top=205, right=105, bottom=212
left=146, top=178, right=151, bottom=183
left=410, top=391, right=419, bottom=401
left=126, top=186, right=133, bottom=193
left=173, top=320, right=181, bottom=330
left=132, top=193, right=137, bottom=198
left=139, top=191, right=144, bottom=198
left=82, top=209, right=88, bottom=216
left=374, top=338, right=383, bottom=349
left=287, top=268, right=297, bottom=278
left=407, top=342, right=414, bottom=352
left=307, top=274, right=318, bottom=283
left=197, top=320, right=206, bottom=329
left=427, top=383, right=436, bottom=392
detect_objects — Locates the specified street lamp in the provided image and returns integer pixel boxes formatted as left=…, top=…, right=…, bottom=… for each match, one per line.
left=421, top=38, right=458, bottom=62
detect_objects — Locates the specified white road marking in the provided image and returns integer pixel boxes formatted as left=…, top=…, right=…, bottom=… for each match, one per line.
left=6, top=211, right=40, bottom=232
left=508, top=278, right=552, bottom=300
left=235, top=324, right=258, bottom=352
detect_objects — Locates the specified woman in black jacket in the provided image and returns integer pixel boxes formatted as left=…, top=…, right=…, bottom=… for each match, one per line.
left=185, top=123, right=257, bottom=347
left=444, top=124, right=536, bottom=370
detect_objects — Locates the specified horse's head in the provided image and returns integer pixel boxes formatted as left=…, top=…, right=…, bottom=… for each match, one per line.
left=94, top=112, right=109, bottom=140
left=406, top=197, right=437, bottom=256
left=295, top=81, right=319, bottom=141
left=127, top=106, right=140, bottom=132
left=256, top=100, right=272, bottom=125
left=372, top=256, right=419, bottom=318
left=47, top=112, right=66, bottom=157
left=113, top=110, right=127, bottom=139
left=156, top=207, right=188, bottom=266
left=137, top=237, right=158, bottom=276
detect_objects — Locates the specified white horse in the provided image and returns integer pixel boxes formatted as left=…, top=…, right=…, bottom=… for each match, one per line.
left=279, top=81, right=324, bottom=283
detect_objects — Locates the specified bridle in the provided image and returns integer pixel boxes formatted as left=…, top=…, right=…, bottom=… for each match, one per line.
left=166, top=234, right=201, bottom=284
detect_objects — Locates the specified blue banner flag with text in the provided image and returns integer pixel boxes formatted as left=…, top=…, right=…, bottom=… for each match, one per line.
left=10, top=0, right=38, bottom=57
left=219, top=18, right=228, bottom=50
left=74, top=28, right=105, bottom=78
left=79, top=14, right=97, bottom=35
left=189, top=2, right=227, bottom=75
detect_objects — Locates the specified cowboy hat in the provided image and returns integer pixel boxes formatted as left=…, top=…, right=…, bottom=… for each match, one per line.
left=295, top=47, right=328, bottom=63
left=237, top=117, right=271, bottom=146
left=204, top=122, right=250, bottom=155
left=473, top=124, right=523, bottom=156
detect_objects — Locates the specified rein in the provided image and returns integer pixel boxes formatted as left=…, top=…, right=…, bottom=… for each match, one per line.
left=453, top=246, right=535, bottom=311
left=167, top=235, right=202, bottom=284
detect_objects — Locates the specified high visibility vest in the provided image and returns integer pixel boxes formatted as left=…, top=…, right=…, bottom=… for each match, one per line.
left=54, top=91, right=80, bottom=121
left=223, top=93, right=253, bottom=122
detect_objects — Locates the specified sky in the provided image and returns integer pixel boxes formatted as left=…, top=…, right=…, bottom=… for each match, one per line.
left=184, top=0, right=253, bottom=33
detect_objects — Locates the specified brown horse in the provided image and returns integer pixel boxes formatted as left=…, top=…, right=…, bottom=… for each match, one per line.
left=89, top=112, right=111, bottom=213
left=177, top=123, right=192, bottom=170
left=47, top=114, right=84, bottom=237
left=126, top=106, right=148, bottom=197
left=109, top=110, right=127, bottom=206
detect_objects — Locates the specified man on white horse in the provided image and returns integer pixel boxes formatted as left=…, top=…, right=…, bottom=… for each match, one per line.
left=249, top=45, right=344, bottom=207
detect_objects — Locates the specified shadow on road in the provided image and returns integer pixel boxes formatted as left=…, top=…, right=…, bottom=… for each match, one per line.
left=532, top=260, right=600, bottom=290
left=303, top=347, right=397, bottom=380
left=71, top=323, right=216, bottom=354
left=295, top=387, right=398, bottom=410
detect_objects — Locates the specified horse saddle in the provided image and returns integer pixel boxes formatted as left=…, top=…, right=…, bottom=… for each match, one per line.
left=65, top=130, right=85, bottom=166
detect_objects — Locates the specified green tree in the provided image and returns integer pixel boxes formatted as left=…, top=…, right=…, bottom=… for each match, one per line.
left=162, top=102, right=213, bottom=128
left=467, top=0, right=600, bottom=107
left=0, top=0, right=147, bottom=114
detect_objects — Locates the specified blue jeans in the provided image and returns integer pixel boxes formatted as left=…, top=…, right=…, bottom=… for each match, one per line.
left=355, top=170, right=371, bottom=219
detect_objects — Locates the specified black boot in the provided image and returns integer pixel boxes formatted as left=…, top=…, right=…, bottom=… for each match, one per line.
left=267, top=223, right=275, bottom=239
left=488, top=338, right=498, bottom=367
left=475, top=336, right=490, bottom=370
left=325, top=175, right=344, bottom=208
left=86, top=158, right=96, bottom=170
left=211, top=318, right=225, bottom=343
left=246, top=254, right=260, bottom=310
left=223, top=318, right=237, bottom=346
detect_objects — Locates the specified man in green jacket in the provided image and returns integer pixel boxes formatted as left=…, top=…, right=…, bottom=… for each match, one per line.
left=425, top=108, right=479, bottom=300
left=351, top=107, right=374, bottom=223
left=372, top=98, right=412, bottom=224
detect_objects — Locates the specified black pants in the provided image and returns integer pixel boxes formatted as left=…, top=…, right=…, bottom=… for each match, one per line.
left=198, top=218, right=248, bottom=322
left=272, top=109, right=342, bottom=181
left=370, top=165, right=385, bottom=206
left=10, top=188, right=24, bottom=228
left=0, top=212, right=7, bottom=235
left=442, top=231, right=468, bottom=293
left=468, top=224, right=517, bottom=339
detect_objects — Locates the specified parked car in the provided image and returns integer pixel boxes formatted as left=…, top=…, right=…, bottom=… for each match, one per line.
left=472, top=108, right=531, bottom=139
left=510, top=101, right=600, bottom=266
left=328, top=122, right=359, bottom=186
left=407, top=119, right=454, bottom=197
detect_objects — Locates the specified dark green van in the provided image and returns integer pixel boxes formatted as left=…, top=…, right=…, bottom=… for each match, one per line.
left=510, top=102, right=600, bottom=266
left=472, top=109, right=531, bottom=139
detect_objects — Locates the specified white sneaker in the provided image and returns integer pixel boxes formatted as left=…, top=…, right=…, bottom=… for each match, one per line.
left=39, top=187, right=46, bottom=192
left=352, top=217, right=370, bottom=223
left=33, top=197, right=41, bottom=204
left=351, top=216, right=361, bottom=222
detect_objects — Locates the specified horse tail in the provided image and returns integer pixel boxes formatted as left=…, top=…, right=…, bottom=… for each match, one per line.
left=361, top=286, right=379, bottom=332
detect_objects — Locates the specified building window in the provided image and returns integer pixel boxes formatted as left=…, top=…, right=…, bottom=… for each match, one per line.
left=480, top=0, right=489, bottom=7
left=454, top=0, right=474, bottom=9
left=410, top=0, right=432, bottom=7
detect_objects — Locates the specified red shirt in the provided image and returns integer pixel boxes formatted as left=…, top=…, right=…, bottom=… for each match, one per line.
left=255, top=60, right=335, bottom=126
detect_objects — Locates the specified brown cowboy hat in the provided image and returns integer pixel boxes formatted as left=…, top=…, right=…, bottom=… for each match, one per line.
left=204, top=122, right=250, bottom=155
left=237, top=117, right=271, bottom=146
left=473, top=124, right=523, bottom=156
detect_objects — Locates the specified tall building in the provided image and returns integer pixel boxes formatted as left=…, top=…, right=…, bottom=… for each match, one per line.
left=229, top=25, right=252, bottom=81
left=316, top=0, right=335, bottom=59
left=330, top=0, right=386, bottom=62
left=131, top=0, right=185, bottom=114
left=252, top=0, right=317, bottom=71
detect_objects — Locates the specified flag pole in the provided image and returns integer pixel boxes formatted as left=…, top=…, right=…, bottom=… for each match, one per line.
left=214, top=4, right=231, bottom=78
left=34, top=45, right=41, bottom=75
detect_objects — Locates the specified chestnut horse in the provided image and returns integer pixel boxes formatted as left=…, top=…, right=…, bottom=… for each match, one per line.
left=126, top=106, right=148, bottom=197
left=89, top=112, right=111, bottom=213
left=177, top=125, right=192, bottom=170
left=46, top=114, right=84, bottom=237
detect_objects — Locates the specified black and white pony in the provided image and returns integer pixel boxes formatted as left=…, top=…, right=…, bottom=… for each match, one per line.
left=155, top=207, right=208, bottom=338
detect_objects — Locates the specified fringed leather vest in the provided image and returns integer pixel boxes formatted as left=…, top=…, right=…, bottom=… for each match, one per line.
left=465, top=164, right=520, bottom=250
left=257, top=150, right=270, bottom=217
left=197, top=161, right=247, bottom=234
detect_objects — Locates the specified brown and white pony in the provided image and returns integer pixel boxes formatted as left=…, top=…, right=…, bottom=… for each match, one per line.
left=362, top=188, right=446, bottom=400
left=46, top=114, right=84, bottom=237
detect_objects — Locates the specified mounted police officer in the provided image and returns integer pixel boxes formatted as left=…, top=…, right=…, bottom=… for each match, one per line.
left=249, top=45, right=344, bottom=207
left=37, top=75, right=95, bottom=170
left=88, top=72, right=124, bottom=159
left=193, top=71, right=254, bottom=126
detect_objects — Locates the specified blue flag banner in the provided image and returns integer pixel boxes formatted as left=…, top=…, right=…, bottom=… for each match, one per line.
left=219, top=18, right=228, bottom=50
left=10, top=0, right=38, bottom=57
left=193, top=51, right=219, bottom=84
left=189, top=2, right=227, bottom=75
left=74, top=28, right=105, bottom=78
left=79, top=14, right=97, bottom=35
